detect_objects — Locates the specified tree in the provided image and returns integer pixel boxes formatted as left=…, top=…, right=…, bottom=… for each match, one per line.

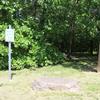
left=0, top=0, right=100, bottom=69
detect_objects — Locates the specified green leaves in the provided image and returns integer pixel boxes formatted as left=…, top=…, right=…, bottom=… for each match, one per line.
left=0, top=0, right=100, bottom=69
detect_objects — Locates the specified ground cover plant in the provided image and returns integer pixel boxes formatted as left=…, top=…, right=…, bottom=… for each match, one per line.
left=0, top=56, right=100, bottom=100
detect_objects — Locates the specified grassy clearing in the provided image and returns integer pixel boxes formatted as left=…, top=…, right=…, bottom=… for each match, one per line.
left=0, top=57, right=100, bottom=100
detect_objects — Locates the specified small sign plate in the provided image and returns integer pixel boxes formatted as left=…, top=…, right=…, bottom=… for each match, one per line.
left=5, top=29, right=14, bottom=42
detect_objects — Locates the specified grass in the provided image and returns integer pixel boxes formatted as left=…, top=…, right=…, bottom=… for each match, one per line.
left=0, top=56, right=100, bottom=100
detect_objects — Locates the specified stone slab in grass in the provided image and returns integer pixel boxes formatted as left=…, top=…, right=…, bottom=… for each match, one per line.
left=32, top=77, right=80, bottom=92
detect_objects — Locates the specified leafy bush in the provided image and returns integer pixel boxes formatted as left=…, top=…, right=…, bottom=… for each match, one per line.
left=0, top=15, right=64, bottom=69
left=11, top=42, right=64, bottom=69
left=29, top=42, right=64, bottom=67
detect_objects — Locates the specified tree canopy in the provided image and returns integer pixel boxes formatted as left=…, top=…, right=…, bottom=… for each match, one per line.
left=0, top=0, right=100, bottom=70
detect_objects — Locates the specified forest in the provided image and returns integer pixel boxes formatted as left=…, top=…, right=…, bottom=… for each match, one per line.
left=0, top=0, right=100, bottom=71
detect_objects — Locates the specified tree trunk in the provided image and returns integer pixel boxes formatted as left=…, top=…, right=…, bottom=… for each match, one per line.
left=90, top=39, right=93, bottom=56
left=97, top=42, right=100, bottom=72
left=39, top=0, right=46, bottom=30
left=67, top=32, right=73, bottom=59
left=32, top=0, right=38, bottom=16
left=67, top=20, right=75, bottom=59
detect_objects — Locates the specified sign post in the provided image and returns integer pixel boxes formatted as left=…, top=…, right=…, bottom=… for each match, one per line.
left=5, top=25, right=14, bottom=80
left=8, top=42, right=11, bottom=80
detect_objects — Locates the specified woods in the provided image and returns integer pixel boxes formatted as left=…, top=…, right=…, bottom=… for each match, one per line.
left=0, top=0, right=100, bottom=70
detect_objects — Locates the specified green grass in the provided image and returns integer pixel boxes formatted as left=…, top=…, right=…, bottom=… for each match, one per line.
left=0, top=57, right=100, bottom=100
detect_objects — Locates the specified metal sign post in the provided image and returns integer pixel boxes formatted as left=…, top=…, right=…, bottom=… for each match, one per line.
left=5, top=25, right=14, bottom=80
left=8, top=42, right=11, bottom=80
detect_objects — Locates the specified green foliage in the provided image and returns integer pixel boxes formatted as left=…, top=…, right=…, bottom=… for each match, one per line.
left=0, top=0, right=100, bottom=69
left=29, top=42, right=64, bottom=67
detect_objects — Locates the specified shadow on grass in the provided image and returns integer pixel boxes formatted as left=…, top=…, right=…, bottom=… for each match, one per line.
left=0, top=83, right=3, bottom=87
left=11, top=72, right=16, bottom=79
left=62, top=56, right=97, bottom=72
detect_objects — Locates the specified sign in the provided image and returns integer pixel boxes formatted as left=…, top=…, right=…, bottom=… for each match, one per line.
left=5, top=25, right=14, bottom=80
left=5, top=26, right=14, bottom=42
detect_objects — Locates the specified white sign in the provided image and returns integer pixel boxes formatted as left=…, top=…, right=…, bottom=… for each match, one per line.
left=5, top=26, right=14, bottom=42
